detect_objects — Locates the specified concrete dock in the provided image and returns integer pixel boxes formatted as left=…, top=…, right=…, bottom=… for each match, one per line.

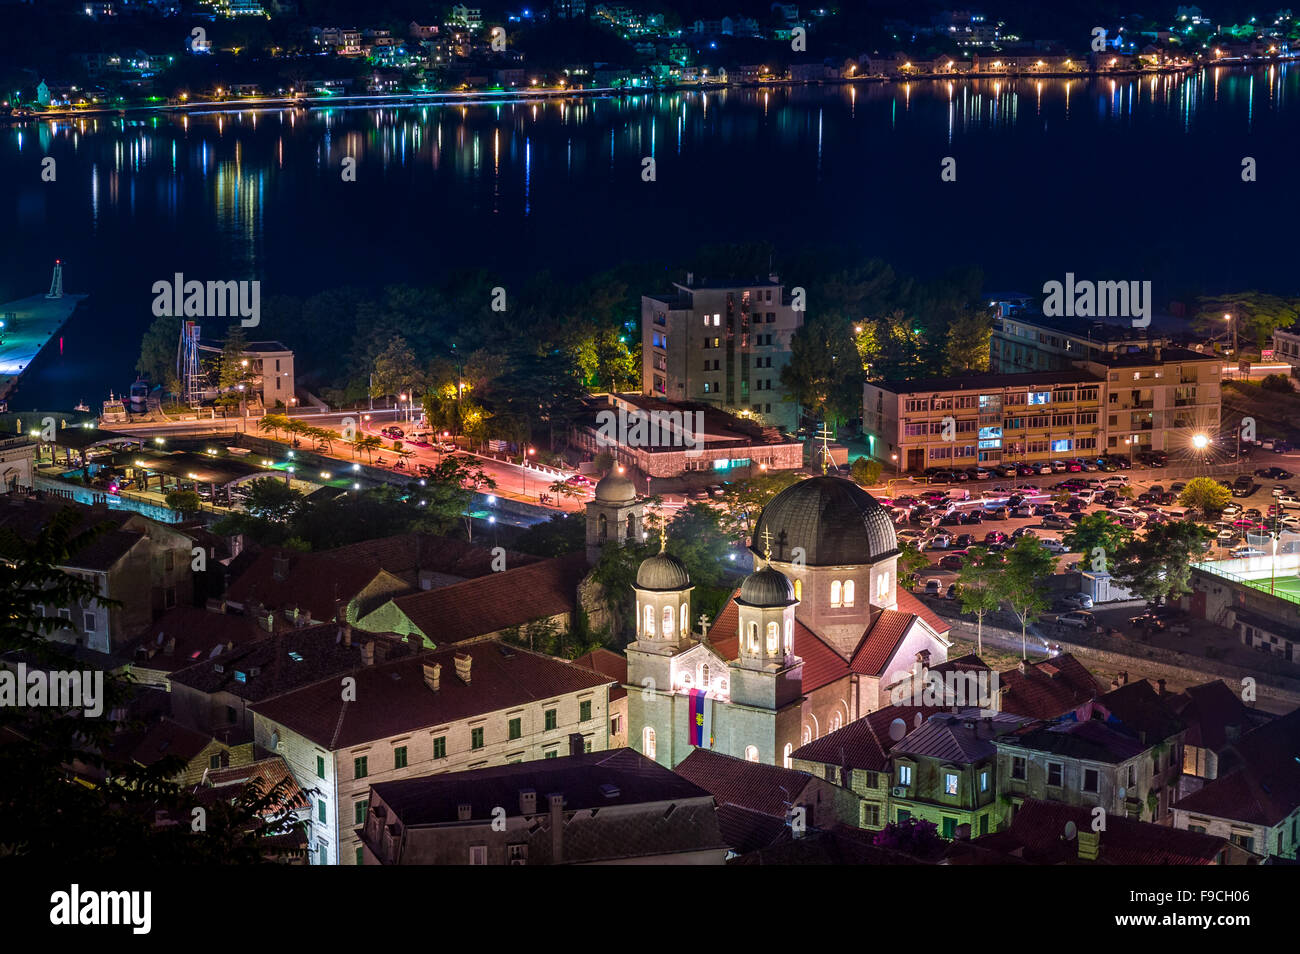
left=0, top=293, right=89, bottom=400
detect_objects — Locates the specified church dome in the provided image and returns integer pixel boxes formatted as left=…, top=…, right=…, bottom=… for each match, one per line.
left=594, top=471, right=637, bottom=504
left=738, top=565, right=796, bottom=607
left=752, top=475, right=898, bottom=567
left=636, top=552, right=691, bottom=591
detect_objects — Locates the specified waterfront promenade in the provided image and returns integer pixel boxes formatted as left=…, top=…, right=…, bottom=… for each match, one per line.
left=0, top=293, right=88, bottom=401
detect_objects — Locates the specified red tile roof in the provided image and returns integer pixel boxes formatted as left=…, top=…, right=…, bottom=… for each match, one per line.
left=976, top=798, right=1231, bottom=865
left=225, top=547, right=393, bottom=623
left=131, top=606, right=263, bottom=674
left=995, top=653, right=1102, bottom=720
left=327, top=533, right=542, bottom=586
left=570, top=648, right=628, bottom=702
left=196, top=756, right=311, bottom=812
left=249, top=641, right=613, bottom=750
left=707, top=590, right=850, bottom=693
left=848, top=610, right=914, bottom=677
left=1170, top=680, right=1254, bottom=751
left=129, top=718, right=215, bottom=767
left=390, top=552, right=589, bottom=643
left=894, top=588, right=951, bottom=637
left=674, top=748, right=816, bottom=817
left=1173, top=707, right=1300, bottom=828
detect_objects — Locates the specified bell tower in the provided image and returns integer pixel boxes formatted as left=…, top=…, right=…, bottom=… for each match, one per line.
left=585, top=468, right=644, bottom=565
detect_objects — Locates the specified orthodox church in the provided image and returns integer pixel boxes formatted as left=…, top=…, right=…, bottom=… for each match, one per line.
left=586, top=472, right=952, bottom=770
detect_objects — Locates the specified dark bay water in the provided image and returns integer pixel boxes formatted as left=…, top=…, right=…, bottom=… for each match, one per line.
left=2, top=65, right=1298, bottom=409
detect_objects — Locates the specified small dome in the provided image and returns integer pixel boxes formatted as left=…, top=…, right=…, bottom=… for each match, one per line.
left=636, top=552, right=690, bottom=591
left=594, top=471, right=636, bottom=503
left=738, top=565, right=796, bottom=607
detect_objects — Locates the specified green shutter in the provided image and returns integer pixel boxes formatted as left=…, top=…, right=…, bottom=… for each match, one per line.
left=355, top=799, right=368, bottom=825
left=318, top=800, right=327, bottom=823
left=316, top=755, right=325, bottom=779
left=580, top=700, right=591, bottom=722
left=433, top=736, right=446, bottom=759
left=508, top=718, right=521, bottom=740
left=354, top=756, right=367, bottom=779
left=394, top=746, right=407, bottom=769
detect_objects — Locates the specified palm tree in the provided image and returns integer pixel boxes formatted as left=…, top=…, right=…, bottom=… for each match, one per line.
left=355, top=435, right=382, bottom=464
left=259, top=413, right=290, bottom=441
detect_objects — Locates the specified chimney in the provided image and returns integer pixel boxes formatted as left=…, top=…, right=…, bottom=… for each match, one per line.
left=272, top=553, right=290, bottom=581
left=1157, top=678, right=1166, bottom=696
left=361, top=641, right=375, bottom=667
left=1078, top=829, right=1100, bottom=861
left=519, top=788, right=537, bottom=815
left=549, top=793, right=564, bottom=864
left=424, top=662, right=441, bottom=692
left=1018, top=659, right=1028, bottom=674
left=569, top=732, right=584, bottom=757
left=406, top=633, right=422, bottom=654
left=454, top=652, right=472, bottom=685
left=342, top=622, right=353, bottom=648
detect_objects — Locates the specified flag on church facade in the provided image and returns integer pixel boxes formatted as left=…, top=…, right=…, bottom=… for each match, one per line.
left=688, top=688, right=712, bottom=748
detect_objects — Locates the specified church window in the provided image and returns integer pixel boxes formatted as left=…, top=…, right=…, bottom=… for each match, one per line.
left=747, top=622, right=758, bottom=653
left=662, top=605, right=675, bottom=637
left=830, top=580, right=842, bottom=608
left=680, top=603, right=688, bottom=635
left=802, top=725, right=812, bottom=745
left=876, top=572, right=890, bottom=601
left=783, top=743, right=793, bottom=769
left=830, top=712, right=842, bottom=732
left=598, top=513, right=608, bottom=539
left=643, top=726, right=656, bottom=759
left=745, top=745, right=759, bottom=762
left=784, top=620, right=793, bottom=655
left=702, top=663, right=710, bottom=687
left=765, top=621, right=779, bottom=654
left=793, top=579, right=802, bottom=601
left=842, top=580, right=855, bottom=607
left=626, top=513, right=636, bottom=539
left=644, top=605, right=656, bottom=637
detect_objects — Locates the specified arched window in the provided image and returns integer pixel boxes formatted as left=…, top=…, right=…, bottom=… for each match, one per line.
left=644, top=604, right=656, bottom=637
left=598, top=513, right=608, bottom=540
left=643, top=726, right=656, bottom=760
left=843, top=580, right=855, bottom=608
left=830, top=580, right=842, bottom=608
left=783, top=743, right=793, bottom=769
left=702, top=663, right=710, bottom=687
left=765, top=621, right=779, bottom=654
left=802, top=725, right=812, bottom=744
left=626, top=513, right=636, bottom=539
left=680, top=603, right=688, bottom=636
left=784, top=619, right=793, bottom=655
left=877, top=571, right=890, bottom=601
left=662, top=605, right=674, bottom=636
left=830, top=711, right=843, bottom=732
left=793, top=579, right=802, bottom=601
left=747, top=621, right=758, bottom=653
left=744, top=745, right=759, bottom=762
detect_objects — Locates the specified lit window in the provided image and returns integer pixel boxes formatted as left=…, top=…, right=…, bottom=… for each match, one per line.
left=830, top=580, right=842, bottom=607
left=783, top=743, right=792, bottom=768
left=765, top=621, right=778, bottom=654
left=842, top=580, right=855, bottom=607
left=745, top=745, right=759, bottom=762
left=644, top=605, right=656, bottom=637
left=945, top=773, right=958, bottom=795
left=793, top=579, right=802, bottom=601
left=643, top=726, right=656, bottom=760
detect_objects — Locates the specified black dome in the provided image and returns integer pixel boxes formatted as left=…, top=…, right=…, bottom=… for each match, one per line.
left=738, top=566, right=796, bottom=607
left=752, top=476, right=898, bottom=567
left=636, top=553, right=691, bottom=591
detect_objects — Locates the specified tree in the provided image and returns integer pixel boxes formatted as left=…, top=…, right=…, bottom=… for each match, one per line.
left=216, top=325, right=255, bottom=409
left=137, top=313, right=182, bottom=385
left=943, top=307, right=992, bottom=373
left=1113, top=522, right=1213, bottom=608
left=1062, top=513, right=1134, bottom=572
left=897, top=540, right=930, bottom=587
left=1179, top=476, right=1231, bottom=516
left=956, top=545, right=1001, bottom=656
left=164, top=489, right=201, bottom=515
left=998, top=535, right=1056, bottom=658
left=1192, top=293, right=1300, bottom=351
left=258, top=413, right=291, bottom=441
left=717, top=471, right=802, bottom=543
left=1261, top=373, right=1295, bottom=393
left=0, top=509, right=303, bottom=862
left=242, top=476, right=303, bottom=522
left=780, top=312, right=865, bottom=427
left=873, top=817, right=946, bottom=858
left=372, top=335, right=423, bottom=404
left=850, top=456, right=883, bottom=486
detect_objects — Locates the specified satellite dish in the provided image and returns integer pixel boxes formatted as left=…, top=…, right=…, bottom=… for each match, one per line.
left=888, top=718, right=906, bottom=742
left=1063, top=821, right=1078, bottom=841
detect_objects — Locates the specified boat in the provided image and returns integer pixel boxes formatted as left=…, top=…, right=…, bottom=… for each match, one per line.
left=73, top=401, right=90, bottom=413
left=101, top=392, right=127, bottom=424
left=129, top=376, right=149, bottom=412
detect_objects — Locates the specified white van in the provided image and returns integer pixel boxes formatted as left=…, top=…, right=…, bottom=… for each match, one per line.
left=1164, top=506, right=1191, bottom=520
left=945, top=488, right=971, bottom=502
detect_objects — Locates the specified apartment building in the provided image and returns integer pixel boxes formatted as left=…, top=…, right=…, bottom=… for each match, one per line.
left=1076, top=346, right=1221, bottom=457
left=249, top=641, right=614, bottom=865
left=1270, top=324, right=1300, bottom=376
left=863, top=370, right=1104, bottom=473
left=641, top=274, right=804, bottom=432
left=991, top=313, right=1170, bottom=373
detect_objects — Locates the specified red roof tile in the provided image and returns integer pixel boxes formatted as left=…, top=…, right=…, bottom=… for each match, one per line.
left=570, top=649, right=628, bottom=702
left=707, top=590, right=849, bottom=693
left=129, top=718, right=214, bottom=766
left=894, top=588, right=951, bottom=636
left=849, top=610, right=914, bottom=677
left=249, top=641, right=613, bottom=750
left=978, top=798, right=1231, bottom=865
left=1173, top=708, right=1300, bottom=828
left=674, top=748, right=816, bottom=817
left=225, top=548, right=393, bottom=623
left=995, top=653, right=1102, bottom=720
left=391, top=552, right=589, bottom=643
left=130, top=606, right=262, bottom=673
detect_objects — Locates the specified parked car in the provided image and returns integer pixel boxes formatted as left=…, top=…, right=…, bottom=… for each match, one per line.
left=1230, top=546, right=1266, bottom=559
left=1039, top=538, right=1068, bottom=553
left=1042, top=514, right=1072, bottom=529
left=945, top=583, right=959, bottom=600
left=1272, top=485, right=1290, bottom=497
left=939, top=554, right=965, bottom=570
left=983, top=530, right=1007, bottom=545
left=1256, top=466, right=1294, bottom=480
left=1279, top=494, right=1300, bottom=508
left=380, top=426, right=404, bottom=439
left=1057, top=610, right=1096, bottom=630
left=1011, top=526, right=1038, bottom=539
left=954, top=534, right=976, bottom=548
left=925, top=535, right=952, bottom=551
left=923, top=579, right=942, bottom=596
left=1057, top=593, right=1094, bottom=610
